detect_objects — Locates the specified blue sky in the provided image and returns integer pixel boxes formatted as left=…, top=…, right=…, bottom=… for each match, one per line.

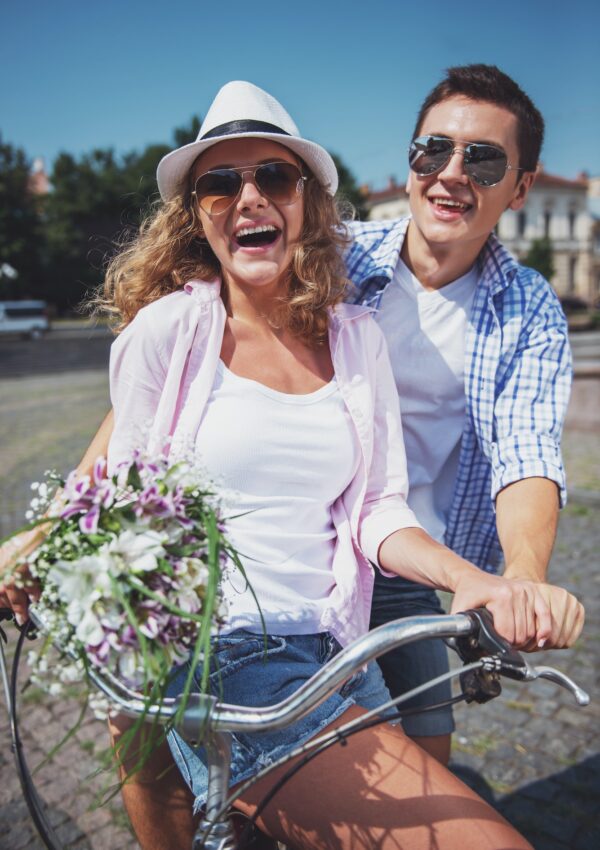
left=2, top=0, right=599, bottom=189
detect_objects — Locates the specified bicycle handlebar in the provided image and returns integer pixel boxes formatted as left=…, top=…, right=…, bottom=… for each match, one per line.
left=1, top=605, right=590, bottom=850
left=3, top=606, right=587, bottom=746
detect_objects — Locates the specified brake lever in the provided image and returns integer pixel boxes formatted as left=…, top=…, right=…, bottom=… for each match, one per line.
left=510, top=663, right=590, bottom=706
left=448, top=609, right=590, bottom=707
left=447, top=608, right=528, bottom=669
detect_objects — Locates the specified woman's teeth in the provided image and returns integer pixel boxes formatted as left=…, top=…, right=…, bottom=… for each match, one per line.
left=235, top=225, right=280, bottom=246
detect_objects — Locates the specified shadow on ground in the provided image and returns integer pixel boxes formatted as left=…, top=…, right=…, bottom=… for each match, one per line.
left=452, top=756, right=600, bottom=850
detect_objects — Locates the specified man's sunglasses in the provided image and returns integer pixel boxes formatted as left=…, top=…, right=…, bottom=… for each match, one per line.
left=408, top=135, right=525, bottom=187
left=192, top=161, right=306, bottom=216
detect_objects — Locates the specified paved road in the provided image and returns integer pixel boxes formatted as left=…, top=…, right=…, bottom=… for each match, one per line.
left=0, top=333, right=598, bottom=849
left=570, top=329, right=600, bottom=365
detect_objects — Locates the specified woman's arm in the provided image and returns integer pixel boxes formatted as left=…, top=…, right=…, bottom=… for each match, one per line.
left=0, top=409, right=115, bottom=621
left=75, top=408, right=115, bottom=476
left=378, top=522, right=584, bottom=650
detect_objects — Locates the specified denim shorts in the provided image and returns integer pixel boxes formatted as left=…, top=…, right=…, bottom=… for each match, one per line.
left=370, top=571, right=455, bottom=738
left=166, top=630, right=394, bottom=812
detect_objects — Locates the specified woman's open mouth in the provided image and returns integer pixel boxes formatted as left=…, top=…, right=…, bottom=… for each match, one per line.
left=233, top=224, right=282, bottom=249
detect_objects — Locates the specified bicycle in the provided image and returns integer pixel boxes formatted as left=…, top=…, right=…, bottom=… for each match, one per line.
left=0, top=606, right=589, bottom=850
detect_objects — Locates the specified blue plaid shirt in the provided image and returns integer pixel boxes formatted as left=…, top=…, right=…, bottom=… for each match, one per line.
left=345, top=217, right=571, bottom=572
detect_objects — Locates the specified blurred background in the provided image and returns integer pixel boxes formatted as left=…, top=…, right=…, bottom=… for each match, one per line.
left=1, top=2, right=599, bottom=849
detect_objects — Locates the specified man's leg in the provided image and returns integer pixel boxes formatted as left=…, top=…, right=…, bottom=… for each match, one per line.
left=109, top=714, right=197, bottom=850
left=370, top=571, right=454, bottom=765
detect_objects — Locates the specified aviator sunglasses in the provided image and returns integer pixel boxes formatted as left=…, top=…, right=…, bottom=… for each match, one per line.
left=192, top=161, right=307, bottom=216
left=409, top=135, right=525, bottom=187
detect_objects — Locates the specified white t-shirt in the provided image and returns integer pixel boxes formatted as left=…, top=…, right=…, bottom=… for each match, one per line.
left=195, top=360, right=359, bottom=634
left=376, top=258, right=477, bottom=542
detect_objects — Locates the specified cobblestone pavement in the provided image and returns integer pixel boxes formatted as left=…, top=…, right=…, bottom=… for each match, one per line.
left=0, top=339, right=598, bottom=849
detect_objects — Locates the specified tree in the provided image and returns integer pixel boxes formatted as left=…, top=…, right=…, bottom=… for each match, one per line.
left=43, top=118, right=202, bottom=310
left=0, top=135, right=46, bottom=298
left=522, top=236, right=555, bottom=282
left=331, top=153, right=369, bottom=221
left=173, top=115, right=202, bottom=148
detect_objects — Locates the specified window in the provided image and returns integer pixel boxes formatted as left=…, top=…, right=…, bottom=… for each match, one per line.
left=569, top=256, right=577, bottom=293
left=517, top=211, right=527, bottom=237
left=544, top=210, right=552, bottom=238
left=568, top=210, right=577, bottom=239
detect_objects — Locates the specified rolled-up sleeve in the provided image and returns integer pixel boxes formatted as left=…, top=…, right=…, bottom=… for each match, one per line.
left=491, top=285, right=571, bottom=507
left=358, top=322, right=422, bottom=566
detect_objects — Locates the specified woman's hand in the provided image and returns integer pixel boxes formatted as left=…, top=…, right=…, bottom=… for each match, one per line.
left=378, top=527, right=584, bottom=651
left=0, top=529, right=43, bottom=624
left=450, top=571, right=584, bottom=650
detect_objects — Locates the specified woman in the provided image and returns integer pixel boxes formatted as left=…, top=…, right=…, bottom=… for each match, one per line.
left=1, top=81, right=582, bottom=850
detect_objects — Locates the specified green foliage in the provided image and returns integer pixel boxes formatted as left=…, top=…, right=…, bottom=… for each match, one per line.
left=173, top=115, right=202, bottom=148
left=2, top=116, right=366, bottom=310
left=522, top=236, right=555, bottom=281
left=43, top=117, right=201, bottom=311
left=45, top=144, right=171, bottom=310
left=0, top=135, right=46, bottom=298
left=331, top=153, right=368, bottom=221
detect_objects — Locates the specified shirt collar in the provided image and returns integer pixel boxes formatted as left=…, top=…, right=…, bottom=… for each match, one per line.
left=356, top=217, right=520, bottom=296
left=478, top=232, right=520, bottom=296
left=184, top=278, right=222, bottom=303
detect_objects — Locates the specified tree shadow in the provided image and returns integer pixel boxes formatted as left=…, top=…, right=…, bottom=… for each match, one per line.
left=451, top=755, right=600, bottom=850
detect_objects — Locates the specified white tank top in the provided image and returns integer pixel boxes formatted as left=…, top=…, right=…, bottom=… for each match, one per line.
left=376, top=258, right=477, bottom=542
left=195, top=360, right=359, bottom=634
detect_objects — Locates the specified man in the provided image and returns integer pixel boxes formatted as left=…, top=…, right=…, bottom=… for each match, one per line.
left=345, top=63, right=577, bottom=765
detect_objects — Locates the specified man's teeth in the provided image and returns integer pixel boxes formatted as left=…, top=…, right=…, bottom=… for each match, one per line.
left=236, top=225, right=278, bottom=238
left=432, top=198, right=469, bottom=210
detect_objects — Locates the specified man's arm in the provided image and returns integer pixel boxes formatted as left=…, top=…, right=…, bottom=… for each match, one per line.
left=496, top=476, right=559, bottom=583
left=495, top=476, right=583, bottom=649
left=488, top=275, right=580, bottom=648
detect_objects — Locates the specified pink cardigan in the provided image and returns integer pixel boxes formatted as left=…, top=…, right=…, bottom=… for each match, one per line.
left=108, top=280, right=420, bottom=646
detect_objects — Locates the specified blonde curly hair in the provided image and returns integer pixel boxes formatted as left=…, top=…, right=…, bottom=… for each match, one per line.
left=95, top=165, right=352, bottom=345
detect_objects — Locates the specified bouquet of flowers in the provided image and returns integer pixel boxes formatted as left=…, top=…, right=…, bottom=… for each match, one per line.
left=7, top=450, right=244, bottom=720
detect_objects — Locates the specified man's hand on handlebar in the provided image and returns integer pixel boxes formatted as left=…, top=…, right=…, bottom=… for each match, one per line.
left=450, top=572, right=584, bottom=651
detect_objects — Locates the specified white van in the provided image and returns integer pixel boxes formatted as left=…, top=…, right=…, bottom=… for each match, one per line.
left=0, top=301, right=50, bottom=338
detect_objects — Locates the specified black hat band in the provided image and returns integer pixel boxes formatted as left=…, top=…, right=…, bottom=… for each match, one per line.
left=201, top=120, right=291, bottom=140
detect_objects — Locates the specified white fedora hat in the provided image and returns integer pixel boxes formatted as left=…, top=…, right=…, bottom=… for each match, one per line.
left=156, top=81, right=339, bottom=202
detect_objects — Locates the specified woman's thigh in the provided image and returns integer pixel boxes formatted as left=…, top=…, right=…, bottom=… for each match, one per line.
left=235, top=705, right=532, bottom=850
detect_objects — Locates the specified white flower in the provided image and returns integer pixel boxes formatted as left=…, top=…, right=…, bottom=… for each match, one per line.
left=65, top=598, right=105, bottom=645
left=118, top=648, right=140, bottom=684
left=47, top=552, right=113, bottom=604
left=108, top=529, right=167, bottom=573
left=178, top=557, right=209, bottom=588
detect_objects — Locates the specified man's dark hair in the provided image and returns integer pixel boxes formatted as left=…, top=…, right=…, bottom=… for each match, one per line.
left=413, top=64, right=544, bottom=172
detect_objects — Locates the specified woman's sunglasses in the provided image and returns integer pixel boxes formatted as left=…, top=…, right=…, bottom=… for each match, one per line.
left=192, top=161, right=306, bottom=216
left=408, top=135, right=525, bottom=187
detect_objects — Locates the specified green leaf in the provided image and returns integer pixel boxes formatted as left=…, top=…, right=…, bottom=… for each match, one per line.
left=126, top=464, right=143, bottom=490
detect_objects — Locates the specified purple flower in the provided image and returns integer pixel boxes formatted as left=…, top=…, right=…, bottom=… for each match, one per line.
left=120, top=625, right=138, bottom=647
left=79, top=504, right=100, bottom=534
